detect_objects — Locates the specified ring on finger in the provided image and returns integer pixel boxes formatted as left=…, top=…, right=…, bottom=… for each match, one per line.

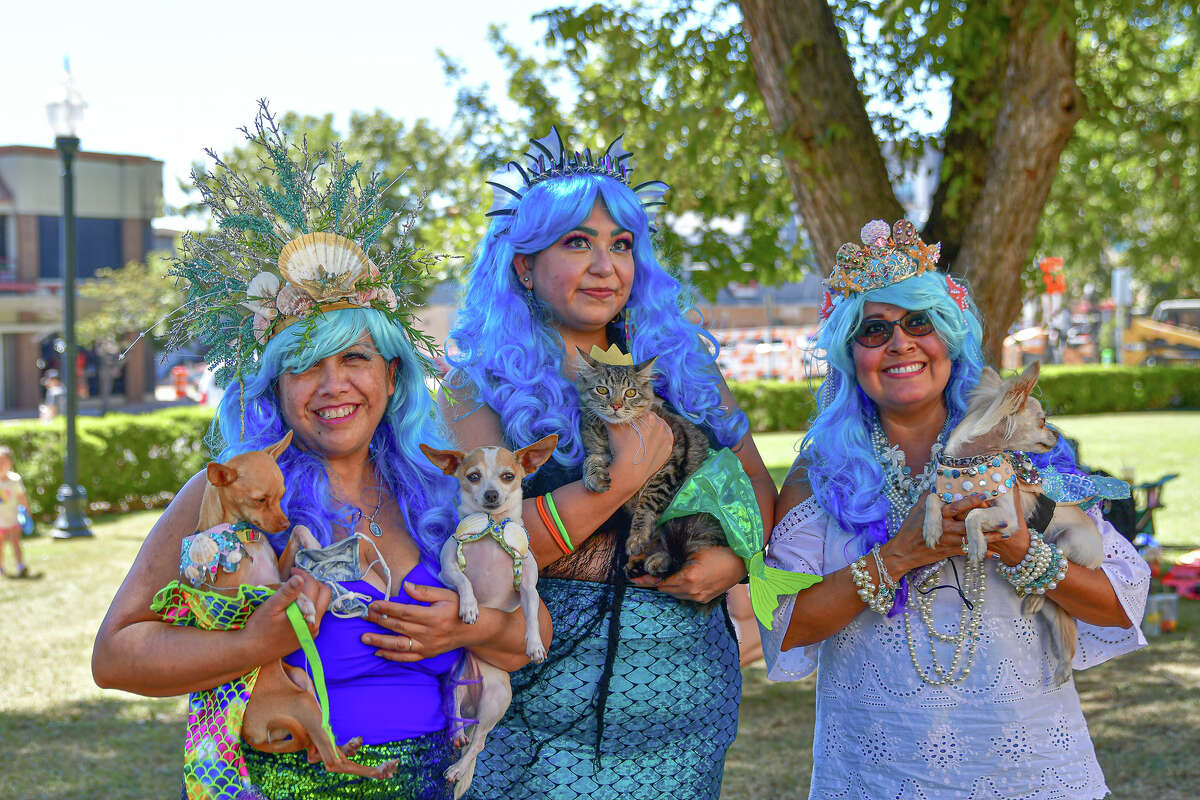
left=406, top=637, right=415, bottom=652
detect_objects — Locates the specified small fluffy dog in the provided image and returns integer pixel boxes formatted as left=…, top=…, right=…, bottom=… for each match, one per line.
left=922, top=362, right=1104, bottom=683
left=184, top=430, right=398, bottom=779
left=421, top=435, right=557, bottom=799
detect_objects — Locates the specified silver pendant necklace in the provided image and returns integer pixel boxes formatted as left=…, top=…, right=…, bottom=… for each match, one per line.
left=362, top=482, right=384, bottom=537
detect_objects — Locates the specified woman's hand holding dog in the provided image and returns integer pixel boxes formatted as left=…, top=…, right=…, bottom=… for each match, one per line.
left=882, top=493, right=1011, bottom=576
left=238, top=571, right=331, bottom=662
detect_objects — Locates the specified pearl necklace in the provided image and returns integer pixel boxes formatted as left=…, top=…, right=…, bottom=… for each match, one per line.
left=870, top=415, right=987, bottom=687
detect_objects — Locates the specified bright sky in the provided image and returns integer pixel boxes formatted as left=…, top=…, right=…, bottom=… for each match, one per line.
left=1, top=0, right=559, bottom=227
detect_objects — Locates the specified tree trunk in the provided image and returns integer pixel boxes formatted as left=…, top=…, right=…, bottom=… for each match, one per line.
left=738, top=0, right=904, bottom=268
left=954, top=3, right=1084, bottom=361
left=739, top=0, right=1083, bottom=364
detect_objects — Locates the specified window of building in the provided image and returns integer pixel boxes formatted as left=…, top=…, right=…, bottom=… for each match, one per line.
left=38, top=216, right=124, bottom=279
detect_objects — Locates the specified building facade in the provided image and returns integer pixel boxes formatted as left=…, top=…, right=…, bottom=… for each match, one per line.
left=0, top=145, right=163, bottom=411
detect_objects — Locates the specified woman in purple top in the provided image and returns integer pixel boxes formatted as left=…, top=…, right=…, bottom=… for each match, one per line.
left=92, top=108, right=549, bottom=800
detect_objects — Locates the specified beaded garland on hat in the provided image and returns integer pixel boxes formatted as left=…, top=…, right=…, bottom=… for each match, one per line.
left=485, top=126, right=670, bottom=230
left=164, top=100, right=442, bottom=393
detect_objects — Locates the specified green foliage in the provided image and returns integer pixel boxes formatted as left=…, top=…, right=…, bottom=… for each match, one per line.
left=77, top=254, right=181, bottom=350
left=1035, top=364, right=1200, bottom=415
left=729, top=366, right=1200, bottom=432
left=0, top=407, right=215, bottom=519
left=729, top=379, right=821, bottom=433
left=471, top=1, right=811, bottom=295
left=1035, top=2, right=1200, bottom=307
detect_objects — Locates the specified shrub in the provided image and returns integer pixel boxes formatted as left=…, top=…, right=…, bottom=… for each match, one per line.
left=729, top=366, right=1200, bottom=433
left=0, top=407, right=215, bottom=520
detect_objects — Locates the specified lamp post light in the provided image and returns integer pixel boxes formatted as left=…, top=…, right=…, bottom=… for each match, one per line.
left=46, top=65, right=92, bottom=539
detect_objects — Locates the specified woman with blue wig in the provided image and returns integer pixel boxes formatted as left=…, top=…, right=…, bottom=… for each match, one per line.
left=442, top=128, right=779, bottom=799
left=760, top=219, right=1151, bottom=798
left=92, top=106, right=548, bottom=800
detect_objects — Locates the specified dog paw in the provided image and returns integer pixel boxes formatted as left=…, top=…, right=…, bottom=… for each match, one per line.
left=583, top=466, right=611, bottom=493
left=444, top=758, right=470, bottom=783
left=458, top=600, right=479, bottom=625
left=526, top=637, right=547, bottom=663
left=376, top=759, right=399, bottom=779
left=1022, top=594, right=1045, bottom=616
left=295, top=594, right=317, bottom=627
left=966, top=534, right=987, bottom=564
left=340, top=736, right=363, bottom=758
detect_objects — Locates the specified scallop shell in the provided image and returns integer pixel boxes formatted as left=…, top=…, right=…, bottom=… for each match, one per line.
left=277, top=232, right=374, bottom=302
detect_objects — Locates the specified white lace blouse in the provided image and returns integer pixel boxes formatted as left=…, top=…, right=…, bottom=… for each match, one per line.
left=761, top=497, right=1151, bottom=800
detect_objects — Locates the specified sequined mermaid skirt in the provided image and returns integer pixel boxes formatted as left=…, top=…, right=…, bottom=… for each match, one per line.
left=465, top=578, right=742, bottom=800
left=240, top=731, right=454, bottom=800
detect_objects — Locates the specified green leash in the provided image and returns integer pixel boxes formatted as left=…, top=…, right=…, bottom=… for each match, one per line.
left=284, top=601, right=338, bottom=752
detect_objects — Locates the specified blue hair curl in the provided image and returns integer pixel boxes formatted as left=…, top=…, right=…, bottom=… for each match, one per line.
left=448, top=173, right=747, bottom=463
left=801, top=271, right=986, bottom=553
left=212, top=308, right=458, bottom=569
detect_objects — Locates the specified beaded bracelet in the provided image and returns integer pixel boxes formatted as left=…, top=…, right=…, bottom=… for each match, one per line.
left=1017, top=545, right=1068, bottom=597
left=851, top=546, right=895, bottom=615
left=999, top=528, right=1050, bottom=587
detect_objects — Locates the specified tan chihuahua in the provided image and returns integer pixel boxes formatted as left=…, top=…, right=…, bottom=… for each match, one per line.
left=923, top=362, right=1104, bottom=684
left=184, top=430, right=398, bottom=779
left=420, top=434, right=558, bottom=799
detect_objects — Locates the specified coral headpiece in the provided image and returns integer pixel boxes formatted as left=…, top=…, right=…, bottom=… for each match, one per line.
left=820, top=219, right=945, bottom=319
left=485, top=126, right=670, bottom=227
left=164, top=101, right=440, bottom=388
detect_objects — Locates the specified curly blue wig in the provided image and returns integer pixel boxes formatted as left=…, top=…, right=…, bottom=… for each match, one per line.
left=801, top=271, right=986, bottom=553
left=212, top=308, right=458, bottom=569
left=448, top=173, right=747, bottom=464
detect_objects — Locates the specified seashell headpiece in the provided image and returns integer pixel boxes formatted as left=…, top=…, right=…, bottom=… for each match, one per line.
left=819, top=219, right=964, bottom=319
left=164, top=101, right=439, bottom=389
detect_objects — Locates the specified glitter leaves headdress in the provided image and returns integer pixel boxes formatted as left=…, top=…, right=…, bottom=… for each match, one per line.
left=820, top=219, right=948, bottom=319
left=485, top=126, right=670, bottom=227
left=165, top=100, right=440, bottom=388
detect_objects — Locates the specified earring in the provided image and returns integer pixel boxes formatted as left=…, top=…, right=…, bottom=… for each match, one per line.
left=522, top=274, right=532, bottom=286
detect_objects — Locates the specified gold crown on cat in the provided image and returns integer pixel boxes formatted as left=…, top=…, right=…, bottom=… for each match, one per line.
left=588, top=344, right=634, bottom=366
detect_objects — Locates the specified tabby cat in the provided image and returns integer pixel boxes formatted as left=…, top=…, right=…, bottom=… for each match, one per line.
left=574, top=348, right=726, bottom=579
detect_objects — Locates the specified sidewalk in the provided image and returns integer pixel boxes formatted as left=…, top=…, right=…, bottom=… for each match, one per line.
left=0, top=387, right=206, bottom=422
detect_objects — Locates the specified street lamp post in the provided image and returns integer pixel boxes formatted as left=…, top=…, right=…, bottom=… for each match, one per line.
left=46, top=65, right=92, bottom=539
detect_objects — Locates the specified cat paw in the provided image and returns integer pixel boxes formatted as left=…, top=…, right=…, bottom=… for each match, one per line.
left=643, top=552, right=671, bottom=577
left=583, top=466, right=611, bottom=493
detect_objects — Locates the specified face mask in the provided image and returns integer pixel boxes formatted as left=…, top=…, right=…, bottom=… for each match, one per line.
left=294, top=533, right=392, bottom=618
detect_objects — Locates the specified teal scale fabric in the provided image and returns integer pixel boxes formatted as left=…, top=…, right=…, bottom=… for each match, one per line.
left=464, top=578, right=741, bottom=800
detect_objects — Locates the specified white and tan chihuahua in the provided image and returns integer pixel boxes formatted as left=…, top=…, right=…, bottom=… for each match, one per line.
left=420, top=434, right=557, bottom=799
left=923, top=362, right=1104, bottom=683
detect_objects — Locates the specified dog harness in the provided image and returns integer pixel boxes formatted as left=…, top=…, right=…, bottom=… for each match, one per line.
left=453, top=513, right=527, bottom=592
left=179, top=522, right=262, bottom=588
left=934, top=451, right=1041, bottom=503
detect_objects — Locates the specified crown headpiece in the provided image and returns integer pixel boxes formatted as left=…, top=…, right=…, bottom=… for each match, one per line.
left=820, top=219, right=949, bottom=319
left=587, top=343, right=635, bottom=366
left=164, top=101, right=440, bottom=388
left=485, top=126, right=670, bottom=226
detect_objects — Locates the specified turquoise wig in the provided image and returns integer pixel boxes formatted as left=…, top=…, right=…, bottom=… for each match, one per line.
left=801, top=270, right=986, bottom=552
left=448, top=173, right=747, bottom=464
left=212, top=308, right=458, bottom=568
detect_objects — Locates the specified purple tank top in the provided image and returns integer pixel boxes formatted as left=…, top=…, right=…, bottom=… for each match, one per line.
left=283, top=561, right=461, bottom=745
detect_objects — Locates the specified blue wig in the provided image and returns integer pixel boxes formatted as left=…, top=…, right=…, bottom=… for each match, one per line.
left=448, top=173, right=747, bottom=464
left=801, top=271, right=986, bottom=553
left=212, top=308, right=458, bottom=570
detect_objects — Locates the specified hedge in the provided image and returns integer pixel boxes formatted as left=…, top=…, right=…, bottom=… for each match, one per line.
left=5, top=365, right=1196, bottom=519
left=728, top=365, right=1200, bottom=433
left=0, top=406, right=215, bottom=520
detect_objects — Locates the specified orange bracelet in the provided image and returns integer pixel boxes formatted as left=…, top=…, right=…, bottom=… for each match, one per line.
left=535, top=495, right=570, bottom=555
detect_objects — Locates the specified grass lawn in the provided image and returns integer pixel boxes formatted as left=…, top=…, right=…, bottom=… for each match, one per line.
left=0, top=412, right=1195, bottom=799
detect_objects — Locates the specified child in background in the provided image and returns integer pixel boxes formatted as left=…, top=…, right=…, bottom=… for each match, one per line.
left=0, top=446, right=30, bottom=578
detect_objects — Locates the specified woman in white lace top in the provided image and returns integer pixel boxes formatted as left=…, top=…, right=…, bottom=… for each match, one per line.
left=761, top=220, right=1150, bottom=800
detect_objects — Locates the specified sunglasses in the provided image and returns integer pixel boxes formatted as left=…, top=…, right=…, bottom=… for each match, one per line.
left=853, top=310, right=936, bottom=348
